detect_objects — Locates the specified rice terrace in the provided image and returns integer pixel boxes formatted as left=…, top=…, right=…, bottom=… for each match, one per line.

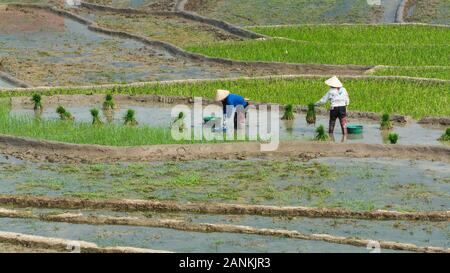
left=0, top=0, right=449, bottom=256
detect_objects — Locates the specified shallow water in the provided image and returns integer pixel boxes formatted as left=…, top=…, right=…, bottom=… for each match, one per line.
left=84, top=0, right=156, bottom=8
left=380, top=0, right=403, bottom=23
left=10, top=104, right=448, bottom=146
left=0, top=7, right=242, bottom=86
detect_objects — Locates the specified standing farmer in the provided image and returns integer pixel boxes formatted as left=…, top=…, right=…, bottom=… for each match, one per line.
left=315, top=76, right=349, bottom=135
left=215, top=89, right=249, bottom=130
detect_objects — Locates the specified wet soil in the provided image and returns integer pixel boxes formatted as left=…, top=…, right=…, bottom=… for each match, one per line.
left=10, top=99, right=448, bottom=146
left=0, top=6, right=250, bottom=87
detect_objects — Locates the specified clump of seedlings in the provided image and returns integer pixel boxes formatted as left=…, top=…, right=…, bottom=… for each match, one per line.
left=103, top=94, right=116, bottom=110
left=388, top=133, right=399, bottom=144
left=90, top=108, right=103, bottom=126
left=439, top=128, right=450, bottom=141
left=315, top=125, right=329, bottom=141
left=173, top=111, right=186, bottom=131
left=380, top=113, right=393, bottom=130
left=281, top=104, right=295, bottom=120
left=31, top=94, right=43, bottom=112
left=124, top=109, right=138, bottom=126
left=306, top=103, right=316, bottom=125
left=56, top=106, right=74, bottom=121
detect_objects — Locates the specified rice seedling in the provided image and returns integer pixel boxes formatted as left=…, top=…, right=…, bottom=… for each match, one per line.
left=380, top=113, right=393, bottom=130
left=438, top=128, right=450, bottom=141
left=103, top=94, right=116, bottom=110
left=315, top=125, right=329, bottom=141
left=56, top=106, right=74, bottom=121
left=306, top=103, right=316, bottom=125
left=90, top=108, right=103, bottom=126
left=388, top=133, right=399, bottom=144
left=124, top=109, right=138, bottom=126
left=31, top=94, right=43, bottom=112
left=1, top=77, right=448, bottom=119
left=281, top=104, right=295, bottom=120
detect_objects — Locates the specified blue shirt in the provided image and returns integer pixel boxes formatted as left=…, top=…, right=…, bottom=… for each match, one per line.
left=223, top=94, right=248, bottom=114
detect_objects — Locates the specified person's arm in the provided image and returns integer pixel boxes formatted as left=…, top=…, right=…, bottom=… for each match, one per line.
left=315, top=91, right=330, bottom=106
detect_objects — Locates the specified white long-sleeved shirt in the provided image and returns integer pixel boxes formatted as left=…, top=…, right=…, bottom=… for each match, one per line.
left=315, top=87, right=349, bottom=108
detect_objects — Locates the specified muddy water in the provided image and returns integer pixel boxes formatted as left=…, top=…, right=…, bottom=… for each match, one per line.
left=1, top=154, right=449, bottom=211
left=84, top=0, right=156, bottom=8
left=0, top=206, right=447, bottom=251
left=0, top=7, right=242, bottom=86
left=15, top=207, right=448, bottom=249
left=10, top=104, right=448, bottom=146
left=0, top=78, right=15, bottom=89
left=0, top=217, right=409, bottom=252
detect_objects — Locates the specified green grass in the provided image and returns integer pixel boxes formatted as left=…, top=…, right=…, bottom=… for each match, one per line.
left=185, top=25, right=450, bottom=67
left=2, top=76, right=449, bottom=119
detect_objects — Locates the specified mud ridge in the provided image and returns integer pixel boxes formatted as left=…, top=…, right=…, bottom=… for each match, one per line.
left=0, top=208, right=447, bottom=253
left=247, top=22, right=450, bottom=28
left=0, top=230, right=171, bottom=253
left=0, top=195, right=448, bottom=221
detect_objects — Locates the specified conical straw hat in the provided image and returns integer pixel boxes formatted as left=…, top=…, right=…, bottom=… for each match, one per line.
left=324, top=76, right=343, bottom=88
left=215, top=89, right=230, bottom=102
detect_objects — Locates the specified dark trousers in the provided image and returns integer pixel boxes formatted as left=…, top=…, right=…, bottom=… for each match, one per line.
left=329, top=106, right=348, bottom=134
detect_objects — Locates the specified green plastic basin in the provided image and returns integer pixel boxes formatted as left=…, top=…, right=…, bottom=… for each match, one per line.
left=347, top=124, right=363, bottom=134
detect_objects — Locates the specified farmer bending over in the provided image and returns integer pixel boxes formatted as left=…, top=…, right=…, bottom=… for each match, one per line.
left=215, top=89, right=249, bottom=130
left=315, top=76, right=349, bottom=135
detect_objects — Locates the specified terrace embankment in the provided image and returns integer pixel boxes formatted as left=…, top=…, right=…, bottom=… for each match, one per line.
left=1, top=195, right=448, bottom=222
left=0, top=207, right=447, bottom=253
left=0, top=4, right=372, bottom=88
left=81, top=0, right=264, bottom=39
left=0, top=134, right=449, bottom=163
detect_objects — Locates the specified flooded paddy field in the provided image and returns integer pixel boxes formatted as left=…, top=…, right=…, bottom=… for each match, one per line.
left=84, top=0, right=173, bottom=10
left=10, top=102, right=448, bottom=146
left=0, top=216, right=403, bottom=253
left=183, top=0, right=406, bottom=26
left=0, top=78, right=15, bottom=89
left=0, top=203, right=447, bottom=252
left=0, top=6, right=247, bottom=87
left=72, top=7, right=242, bottom=47
left=1, top=154, right=449, bottom=212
